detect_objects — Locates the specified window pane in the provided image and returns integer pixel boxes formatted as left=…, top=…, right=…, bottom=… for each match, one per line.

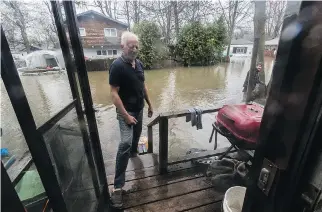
left=104, top=28, right=110, bottom=37
left=102, top=50, right=107, bottom=55
left=107, top=50, right=113, bottom=55
left=113, top=50, right=117, bottom=55
left=79, top=28, right=85, bottom=37
left=1, top=80, right=49, bottom=211
left=111, top=29, right=117, bottom=37
left=42, top=109, right=99, bottom=211
left=96, top=50, right=101, bottom=55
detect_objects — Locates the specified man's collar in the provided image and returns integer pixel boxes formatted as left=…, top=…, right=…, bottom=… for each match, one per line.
left=121, top=54, right=135, bottom=64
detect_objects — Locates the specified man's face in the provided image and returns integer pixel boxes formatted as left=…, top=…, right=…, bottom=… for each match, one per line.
left=122, top=38, right=139, bottom=61
left=257, top=64, right=262, bottom=71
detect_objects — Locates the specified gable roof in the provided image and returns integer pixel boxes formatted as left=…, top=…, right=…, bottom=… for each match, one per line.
left=77, top=10, right=128, bottom=28
left=231, top=38, right=253, bottom=45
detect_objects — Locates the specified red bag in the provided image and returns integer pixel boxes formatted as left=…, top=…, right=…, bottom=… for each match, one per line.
left=216, top=103, right=264, bottom=146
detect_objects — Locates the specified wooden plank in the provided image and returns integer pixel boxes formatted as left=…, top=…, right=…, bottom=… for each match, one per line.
left=147, top=115, right=160, bottom=127
left=147, top=126, right=153, bottom=153
left=125, top=188, right=223, bottom=212
left=109, top=167, right=204, bottom=193
left=104, top=153, right=159, bottom=175
left=160, top=107, right=221, bottom=119
left=123, top=177, right=213, bottom=208
left=159, top=117, right=168, bottom=174
left=147, top=108, right=221, bottom=127
left=107, top=161, right=196, bottom=185
left=184, top=202, right=222, bottom=212
left=168, top=147, right=236, bottom=165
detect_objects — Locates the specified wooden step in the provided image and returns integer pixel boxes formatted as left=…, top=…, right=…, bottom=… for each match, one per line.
left=107, top=161, right=197, bottom=185
left=125, top=188, right=223, bottom=212
left=184, top=202, right=222, bottom=212
left=109, top=167, right=204, bottom=193
left=123, top=177, right=214, bottom=209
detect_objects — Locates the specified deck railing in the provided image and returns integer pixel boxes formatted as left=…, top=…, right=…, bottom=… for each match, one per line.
left=147, top=107, right=222, bottom=174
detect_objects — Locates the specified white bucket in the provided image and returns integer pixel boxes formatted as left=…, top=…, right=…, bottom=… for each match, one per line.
left=223, top=186, right=246, bottom=212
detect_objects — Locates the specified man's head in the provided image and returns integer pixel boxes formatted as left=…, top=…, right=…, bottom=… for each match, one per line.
left=121, top=31, right=139, bottom=61
left=256, top=63, right=262, bottom=72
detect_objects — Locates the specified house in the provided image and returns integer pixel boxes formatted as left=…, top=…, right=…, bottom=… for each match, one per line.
left=265, top=37, right=279, bottom=50
left=225, top=39, right=253, bottom=57
left=76, top=10, right=128, bottom=59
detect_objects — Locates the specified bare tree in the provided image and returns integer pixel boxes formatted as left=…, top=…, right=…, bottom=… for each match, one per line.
left=172, top=1, right=179, bottom=39
left=265, top=0, right=286, bottom=38
left=2, top=1, right=31, bottom=53
left=217, top=0, right=253, bottom=58
left=254, top=0, right=266, bottom=82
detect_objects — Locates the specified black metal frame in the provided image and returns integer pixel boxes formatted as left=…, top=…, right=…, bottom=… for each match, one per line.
left=1, top=1, right=110, bottom=210
left=1, top=163, right=26, bottom=212
left=1, top=27, right=68, bottom=212
left=50, top=0, right=102, bottom=200
left=242, top=1, right=322, bottom=211
left=62, top=1, right=110, bottom=204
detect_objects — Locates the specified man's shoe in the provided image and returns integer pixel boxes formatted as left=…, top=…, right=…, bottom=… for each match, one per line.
left=111, top=188, right=123, bottom=208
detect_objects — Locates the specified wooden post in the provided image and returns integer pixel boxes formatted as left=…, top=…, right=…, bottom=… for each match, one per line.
left=159, top=117, right=168, bottom=174
left=148, top=126, right=153, bottom=153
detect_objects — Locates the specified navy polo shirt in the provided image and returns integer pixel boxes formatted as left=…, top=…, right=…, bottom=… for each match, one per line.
left=109, top=57, right=145, bottom=112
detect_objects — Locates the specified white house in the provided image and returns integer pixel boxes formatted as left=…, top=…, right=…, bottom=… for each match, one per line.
left=225, top=39, right=253, bottom=57
left=265, top=38, right=279, bottom=50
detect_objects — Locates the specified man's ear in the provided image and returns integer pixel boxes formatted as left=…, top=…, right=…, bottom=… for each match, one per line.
left=121, top=44, right=124, bottom=49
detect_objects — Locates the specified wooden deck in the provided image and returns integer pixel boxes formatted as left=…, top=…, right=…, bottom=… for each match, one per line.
left=105, top=153, right=224, bottom=212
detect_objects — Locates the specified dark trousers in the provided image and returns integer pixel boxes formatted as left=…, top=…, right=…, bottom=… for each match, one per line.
left=114, top=110, right=143, bottom=189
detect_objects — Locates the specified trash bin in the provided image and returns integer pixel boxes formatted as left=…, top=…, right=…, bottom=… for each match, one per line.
left=223, top=186, right=246, bottom=212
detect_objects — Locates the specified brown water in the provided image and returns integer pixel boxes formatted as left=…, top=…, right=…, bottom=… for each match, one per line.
left=1, top=57, right=274, bottom=162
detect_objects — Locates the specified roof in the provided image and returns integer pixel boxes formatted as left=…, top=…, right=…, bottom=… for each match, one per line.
left=265, top=37, right=279, bottom=46
left=231, top=39, right=253, bottom=45
left=77, top=10, right=128, bottom=28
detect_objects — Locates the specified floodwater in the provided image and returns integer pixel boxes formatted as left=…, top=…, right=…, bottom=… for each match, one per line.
left=1, top=57, right=274, bottom=163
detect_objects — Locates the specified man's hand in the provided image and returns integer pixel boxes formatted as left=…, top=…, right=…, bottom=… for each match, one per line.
left=125, top=114, right=138, bottom=125
left=148, top=106, right=153, bottom=118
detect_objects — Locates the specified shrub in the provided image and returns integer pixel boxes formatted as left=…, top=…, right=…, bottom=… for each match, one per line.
left=133, top=21, right=168, bottom=69
left=175, top=19, right=226, bottom=66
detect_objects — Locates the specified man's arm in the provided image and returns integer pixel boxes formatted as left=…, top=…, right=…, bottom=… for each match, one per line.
left=144, top=83, right=153, bottom=117
left=144, top=83, right=152, bottom=107
left=110, top=85, right=137, bottom=124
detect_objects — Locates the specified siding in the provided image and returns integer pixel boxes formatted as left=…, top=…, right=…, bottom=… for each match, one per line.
left=77, top=15, right=127, bottom=48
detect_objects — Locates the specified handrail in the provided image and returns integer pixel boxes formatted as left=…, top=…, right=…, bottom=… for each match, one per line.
left=147, top=106, right=222, bottom=174
left=147, top=107, right=221, bottom=127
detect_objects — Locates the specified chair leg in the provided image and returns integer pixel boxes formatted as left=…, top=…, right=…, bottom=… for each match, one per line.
left=214, top=130, right=218, bottom=150
left=218, top=145, right=235, bottom=160
left=209, top=126, right=215, bottom=143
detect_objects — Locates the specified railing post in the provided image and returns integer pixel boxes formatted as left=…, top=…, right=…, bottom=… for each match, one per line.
left=148, top=126, right=153, bottom=153
left=159, top=117, right=168, bottom=174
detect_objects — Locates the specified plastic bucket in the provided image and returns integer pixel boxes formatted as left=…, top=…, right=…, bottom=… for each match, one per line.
left=223, top=186, right=246, bottom=212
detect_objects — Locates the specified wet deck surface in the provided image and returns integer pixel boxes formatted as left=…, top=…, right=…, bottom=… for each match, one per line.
left=106, top=153, right=224, bottom=212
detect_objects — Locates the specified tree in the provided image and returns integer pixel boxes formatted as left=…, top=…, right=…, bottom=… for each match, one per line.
left=265, top=0, right=286, bottom=38
left=245, top=0, right=266, bottom=102
left=217, top=0, right=252, bottom=58
left=254, top=1, right=266, bottom=82
left=1, top=0, right=60, bottom=51
left=175, top=21, right=226, bottom=66
left=133, top=21, right=166, bottom=69
left=1, top=1, right=32, bottom=53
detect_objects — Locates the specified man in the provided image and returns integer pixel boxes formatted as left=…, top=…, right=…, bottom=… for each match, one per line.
left=109, top=31, right=153, bottom=207
left=242, top=63, right=266, bottom=101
